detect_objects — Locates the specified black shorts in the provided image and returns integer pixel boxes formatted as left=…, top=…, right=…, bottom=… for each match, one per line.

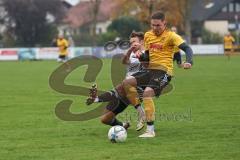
left=106, top=96, right=130, bottom=115
left=173, top=52, right=182, bottom=65
left=59, top=55, right=67, bottom=59
left=132, top=69, right=171, bottom=97
left=224, top=49, right=231, bottom=52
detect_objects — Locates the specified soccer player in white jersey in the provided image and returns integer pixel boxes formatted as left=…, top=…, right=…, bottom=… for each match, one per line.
left=86, top=31, right=147, bottom=131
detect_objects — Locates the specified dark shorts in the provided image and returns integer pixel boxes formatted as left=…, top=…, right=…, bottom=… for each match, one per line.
left=59, top=55, right=67, bottom=59
left=173, top=52, right=182, bottom=65
left=224, top=49, right=233, bottom=54
left=132, top=69, right=171, bottom=97
left=106, top=96, right=130, bottom=115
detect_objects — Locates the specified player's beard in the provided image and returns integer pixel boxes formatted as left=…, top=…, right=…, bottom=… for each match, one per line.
left=153, top=27, right=165, bottom=36
left=153, top=30, right=161, bottom=36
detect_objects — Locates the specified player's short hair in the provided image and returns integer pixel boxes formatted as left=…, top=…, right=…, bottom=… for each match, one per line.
left=130, top=31, right=144, bottom=40
left=151, top=11, right=165, bottom=20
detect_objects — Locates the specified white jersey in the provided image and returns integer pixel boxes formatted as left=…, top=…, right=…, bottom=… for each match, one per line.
left=126, top=52, right=142, bottom=77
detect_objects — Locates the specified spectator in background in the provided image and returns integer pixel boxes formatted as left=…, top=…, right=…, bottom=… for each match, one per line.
left=57, top=35, right=69, bottom=62
left=224, top=32, right=235, bottom=60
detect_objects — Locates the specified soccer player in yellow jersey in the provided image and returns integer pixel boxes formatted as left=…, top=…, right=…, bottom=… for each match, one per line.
left=123, top=11, right=193, bottom=138
left=224, top=32, right=235, bottom=60
left=57, top=35, right=69, bottom=62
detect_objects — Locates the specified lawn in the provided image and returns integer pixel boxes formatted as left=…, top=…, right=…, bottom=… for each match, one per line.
left=0, top=55, right=239, bottom=160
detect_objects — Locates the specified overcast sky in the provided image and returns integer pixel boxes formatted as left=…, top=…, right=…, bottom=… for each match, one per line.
left=64, top=0, right=81, bottom=6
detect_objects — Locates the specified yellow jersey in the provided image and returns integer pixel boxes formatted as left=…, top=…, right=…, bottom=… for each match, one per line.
left=144, top=29, right=184, bottom=75
left=57, top=38, right=69, bottom=55
left=173, top=45, right=180, bottom=53
left=224, top=36, right=235, bottom=50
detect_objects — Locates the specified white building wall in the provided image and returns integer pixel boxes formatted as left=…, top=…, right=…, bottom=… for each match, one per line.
left=204, top=20, right=229, bottom=35
left=96, top=20, right=112, bottom=34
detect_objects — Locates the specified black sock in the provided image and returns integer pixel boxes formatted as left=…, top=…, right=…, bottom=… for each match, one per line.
left=110, top=118, right=123, bottom=126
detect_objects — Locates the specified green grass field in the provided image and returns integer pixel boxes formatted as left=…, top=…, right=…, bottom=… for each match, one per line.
left=0, top=55, right=240, bottom=160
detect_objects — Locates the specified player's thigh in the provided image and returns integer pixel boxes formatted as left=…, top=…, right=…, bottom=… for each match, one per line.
left=123, top=75, right=137, bottom=87
left=148, top=70, right=169, bottom=97
left=132, top=70, right=151, bottom=87
left=115, top=84, right=125, bottom=97
left=111, top=99, right=129, bottom=115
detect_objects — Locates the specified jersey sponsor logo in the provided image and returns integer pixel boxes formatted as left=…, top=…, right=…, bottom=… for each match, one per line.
left=150, top=43, right=163, bottom=50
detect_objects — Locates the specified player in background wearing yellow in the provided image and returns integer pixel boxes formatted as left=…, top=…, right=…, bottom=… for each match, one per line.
left=57, top=35, right=69, bottom=63
left=171, top=26, right=182, bottom=68
left=224, top=32, right=235, bottom=60
left=123, top=11, right=193, bottom=138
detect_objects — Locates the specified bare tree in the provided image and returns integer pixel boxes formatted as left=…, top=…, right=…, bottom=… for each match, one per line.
left=183, top=0, right=193, bottom=43
left=112, top=0, right=193, bottom=43
left=90, top=0, right=101, bottom=46
left=2, top=0, right=64, bottom=47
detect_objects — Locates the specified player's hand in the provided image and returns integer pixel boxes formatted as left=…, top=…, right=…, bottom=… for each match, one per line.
left=128, top=46, right=135, bottom=53
left=183, top=62, right=192, bottom=69
left=134, top=50, right=142, bottom=58
left=130, top=42, right=140, bottom=52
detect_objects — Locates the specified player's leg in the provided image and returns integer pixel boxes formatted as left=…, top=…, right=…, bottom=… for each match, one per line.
left=86, top=84, right=121, bottom=105
left=224, top=49, right=231, bottom=60
left=139, top=87, right=156, bottom=138
left=122, top=76, right=139, bottom=106
left=122, top=75, right=146, bottom=130
left=101, top=100, right=130, bottom=129
left=85, top=84, right=129, bottom=129
left=57, top=55, right=64, bottom=62
left=101, top=110, right=122, bottom=126
left=123, top=71, right=149, bottom=115
left=135, top=86, right=145, bottom=131
left=115, top=83, right=145, bottom=131
left=86, top=83, right=145, bottom=131
left=62, top=55, right=71, bottom=71
left=139, top=70, right=170, bottom=138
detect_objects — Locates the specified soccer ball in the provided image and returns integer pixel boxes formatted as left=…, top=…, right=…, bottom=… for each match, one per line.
left=108, top=125, right=127, bottom=143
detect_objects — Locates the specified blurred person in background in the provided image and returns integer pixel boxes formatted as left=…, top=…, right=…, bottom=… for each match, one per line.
left=224, top=32, right=235, bottom=60
left=57, top=35, right=69, bottom=63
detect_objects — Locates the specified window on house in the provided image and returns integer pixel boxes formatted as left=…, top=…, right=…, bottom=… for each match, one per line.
left=222, top=6, right=227, bottom=12
left=236, top=2, right=240, bottom=12
left=229, top=3, right=234, bottom=12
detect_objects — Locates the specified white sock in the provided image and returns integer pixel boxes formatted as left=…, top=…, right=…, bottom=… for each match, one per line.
left=147, top=125, right=154, bottom=132
left=135, top=105, right=145, bottom=121
left=94, top=97, right=99, bottom=102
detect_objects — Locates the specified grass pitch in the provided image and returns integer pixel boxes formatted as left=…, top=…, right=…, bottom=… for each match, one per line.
left=0, top=55, right=239, bottom=160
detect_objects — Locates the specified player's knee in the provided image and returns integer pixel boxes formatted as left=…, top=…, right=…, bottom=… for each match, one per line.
left=100, top=116, right=110, bottom=125
left=123, top=77, right=136, bottom=87
left=115, top=84, right=124, bottom=96
left=143, top=88, right=155, bottom=98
